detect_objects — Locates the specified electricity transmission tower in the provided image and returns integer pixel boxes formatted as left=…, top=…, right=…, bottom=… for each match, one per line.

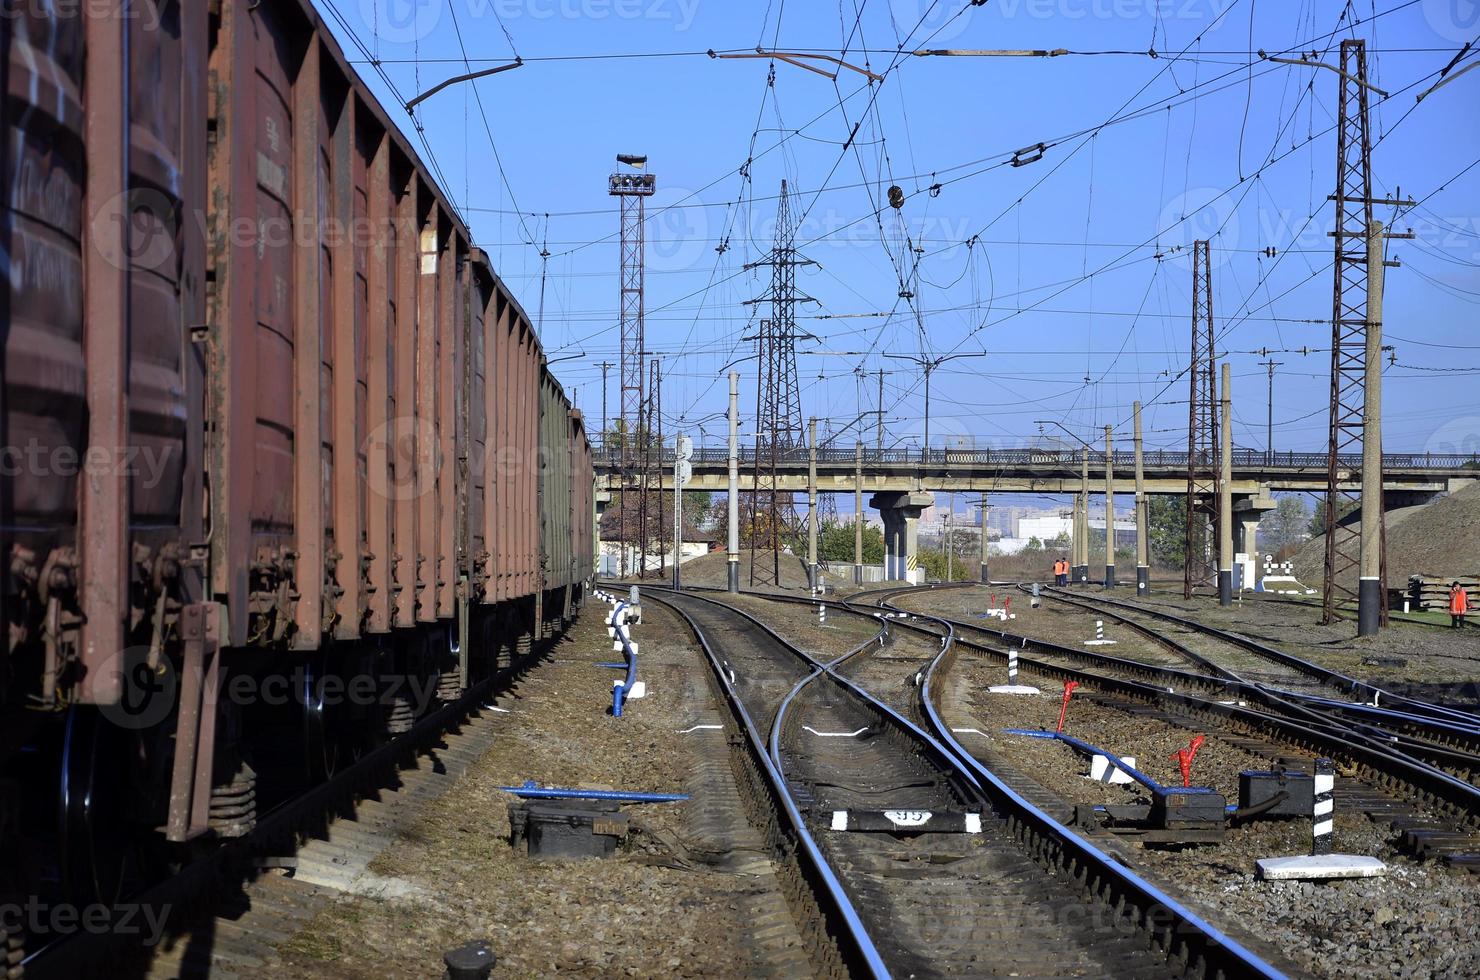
left=1184, top=239, right=1220, bottom=599
left=746, top=180, right=815, bottom=586
left=1320, top=39, right=1414, bottom=626
left=610, top=154, right=655, bottom=576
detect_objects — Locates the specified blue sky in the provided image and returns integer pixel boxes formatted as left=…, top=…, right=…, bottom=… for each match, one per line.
left=319, top=0, right=1479, bottom=461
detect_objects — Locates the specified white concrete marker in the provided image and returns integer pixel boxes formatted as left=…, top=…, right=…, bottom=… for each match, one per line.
left=1256, top=757, right=1387, bottom=881
left=1084, top=619, right=1118, bottom=646
left=1256, top=855, right=1388, bottom=880
left=1088, top=754, right=1137, bottom=785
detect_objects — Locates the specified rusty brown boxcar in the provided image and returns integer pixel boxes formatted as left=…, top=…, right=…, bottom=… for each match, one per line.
left=1, top=0, right=593, bottom=929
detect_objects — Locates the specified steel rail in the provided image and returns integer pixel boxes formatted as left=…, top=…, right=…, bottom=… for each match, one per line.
left=848, top=595, right=1480, bottom=829
left=1037, top=586, right=1480, bottom=742
left=666, top=585, right=1286, bottom=979
left=1043, top=586, right=1480, bottom=725
left=644, top=590, right=892, bottom=979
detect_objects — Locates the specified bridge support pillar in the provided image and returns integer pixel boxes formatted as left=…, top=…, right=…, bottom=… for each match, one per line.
left=1232, top=492, right=1276, bottom=587
left=595, top=491, right=612, bottom=576
left=870, top=491, right=933, bottom=584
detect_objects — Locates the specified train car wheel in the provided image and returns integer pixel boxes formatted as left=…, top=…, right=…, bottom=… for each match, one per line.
left=57, top=708, right=158, bottom=908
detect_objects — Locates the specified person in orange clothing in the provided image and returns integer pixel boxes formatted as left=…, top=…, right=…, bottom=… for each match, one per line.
left=1451, top=581, right=1470, bottom=629
left=1053, top=557, right=1068, bottom=587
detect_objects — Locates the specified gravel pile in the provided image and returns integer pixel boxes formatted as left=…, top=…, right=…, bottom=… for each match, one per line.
left=1295, top=480, right=1480, bottom=587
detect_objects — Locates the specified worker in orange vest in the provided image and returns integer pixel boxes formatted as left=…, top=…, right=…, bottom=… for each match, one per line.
left=1053, top=557, right=1068, bottom=587
left=1451, top=581, right=1470, bottom=629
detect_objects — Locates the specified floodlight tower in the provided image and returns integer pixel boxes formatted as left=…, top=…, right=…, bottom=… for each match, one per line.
left=610, top=154, right=655, bottom=575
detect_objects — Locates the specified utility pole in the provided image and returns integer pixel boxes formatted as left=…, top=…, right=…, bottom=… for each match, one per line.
left=599, top=361, right=613, bottom=442
left=1103, top=424, right=1115, bottom=588
left=807, top=418, right=819, bottom=592
left=947, top=506, right=959, bottom=583
left=673, top=431, right=689, bottom=590
left=1077, top=447, right=1090, bottom=584
left=854, top=442, right=864, bottom=585
left=884, top=352, right=987, bottom=466
left=1185, top=238, right=1220, bottom=599
left=1258, top=357, right=1281, bottom=464
left=649, top=359, right=663, bottom=578
left=1281, top=38, right=1413, bottom=625
left=1359, top=220, right=1386, bottom=635
left=979, top=493, right=990, bottom=585
left=876, top=369, right=885, bottom=453
left=1219, top=364, right=1234, bottom=606
left=1133, top=401, right=1149, bottom=596
left=727, top=371, right=740, bottom=592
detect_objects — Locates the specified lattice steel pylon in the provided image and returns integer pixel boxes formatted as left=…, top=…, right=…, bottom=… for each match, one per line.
left=746, top=180, right=814, bottom=586
left=1322, top=39, right=1388, bottom=626
left=649, top=358, right=664, bottom=578
left=1184, top=239, right=1220, bottom=599
left=610, top=155, right=655, bottom=576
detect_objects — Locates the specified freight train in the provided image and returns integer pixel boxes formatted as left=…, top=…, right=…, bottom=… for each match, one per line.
left=1, top=0, right=594, bottom=950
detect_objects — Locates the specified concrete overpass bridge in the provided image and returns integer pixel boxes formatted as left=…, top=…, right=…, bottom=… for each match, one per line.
left=594, top=445, right=1479, bottom=580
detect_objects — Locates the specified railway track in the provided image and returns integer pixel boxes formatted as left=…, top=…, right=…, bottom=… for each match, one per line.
left=830, top=583, right=1480, bottom=868
left=647, top=587, right=1282, bottom=979
left=1030, top=586, right=1480, bottom=779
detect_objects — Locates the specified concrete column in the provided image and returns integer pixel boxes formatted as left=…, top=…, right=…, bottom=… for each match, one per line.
left=1104, top=424, right=1115, bottom=588
left=726, top=372, right=740, bottom=593
left=1231, top=493, right=1276, bottom=583
left=979, top=492, right=990, bottom=584
left=1359, top=219, right=1385, bottom=636
left=1218, top=363, right=1234, bottom=606
left=596, top=490, right=612, bottom=577
left=1133, top=401, right=1149, bottom=596
left=807, top=418, right=818, bottom=592
left=1077, top=448, right=1090, bottom=583
left=871, top=491, right=932, bottom=584
left=854, top=442, right=864, bottom=585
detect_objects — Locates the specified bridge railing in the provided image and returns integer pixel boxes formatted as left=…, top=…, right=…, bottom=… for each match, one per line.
left=591, top=444, right=1480, bottom=473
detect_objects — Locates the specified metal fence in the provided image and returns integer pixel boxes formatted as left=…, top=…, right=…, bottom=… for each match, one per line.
left=592, top=445, right=1480, bottom=473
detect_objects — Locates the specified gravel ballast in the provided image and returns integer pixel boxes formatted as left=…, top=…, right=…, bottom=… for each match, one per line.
left=273, top=601, right=811, bottom=978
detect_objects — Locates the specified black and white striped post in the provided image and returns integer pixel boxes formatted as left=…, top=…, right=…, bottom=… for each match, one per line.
left=1312, top=757, right=1334, bottom=855
left=817, top=602, right=827, bottom=626
left=1255, top=755, right=1385, bottom=880
left=988, top=643, right=1039, bottom=694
